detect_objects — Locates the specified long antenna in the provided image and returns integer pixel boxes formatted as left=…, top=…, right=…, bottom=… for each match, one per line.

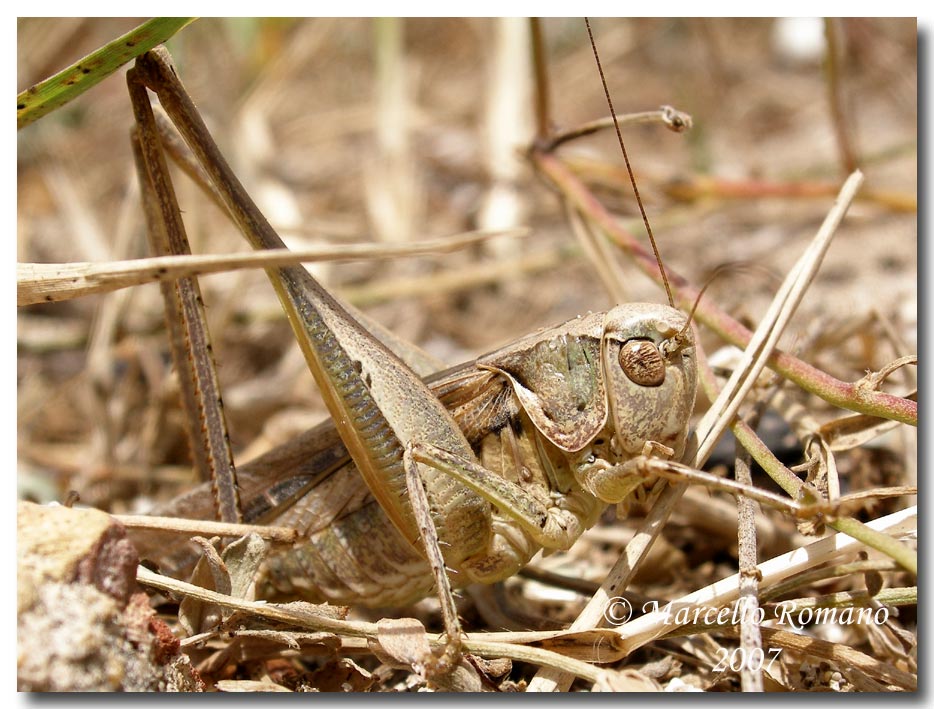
left=585, top=18, right=675, bottom=309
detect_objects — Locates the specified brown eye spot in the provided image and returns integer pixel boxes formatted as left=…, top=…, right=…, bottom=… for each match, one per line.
left=619, top=339, right=665, bottom=387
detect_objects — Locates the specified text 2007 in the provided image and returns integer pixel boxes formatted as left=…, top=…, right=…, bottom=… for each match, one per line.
left=712, top=647, right=783, bottom=674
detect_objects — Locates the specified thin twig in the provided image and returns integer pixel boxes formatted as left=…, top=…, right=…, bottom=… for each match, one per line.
left=726, top=417, right=918, bottom=573
left=543, top=106, right=692, bottom=151
left=761, top=562, right=903, bottom=602
left=135, top=565, right=624, bottom=684
left=695, top=345, right=917, bottom=573
left=529, top=18, right=552, bottom=142
left=115, top=514, right=298, bottom=543
left=530, top=149, right=916, bottom=426
left=735, top=407, right=764, bottom=692
left=340, top=246, right=567, bottom=307
left=565, top=205, right=628, bottom=303
left=18, top=229, right=529, bottom=306
left=824, top=18, right=859, bottom=174
left=693, top=170, right=865, bottom=464
left=759, top=627, right=915, bottom=691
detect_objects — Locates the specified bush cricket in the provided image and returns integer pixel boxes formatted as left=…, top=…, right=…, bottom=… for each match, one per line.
left=126, top=43, right=701, bottom=660
left=17, top=18, right=917, bottom=691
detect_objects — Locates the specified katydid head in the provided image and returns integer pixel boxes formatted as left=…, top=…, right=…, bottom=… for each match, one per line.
left=479, top=302, right=695, bottom=458
left=601, top=302, right=697, bottom=462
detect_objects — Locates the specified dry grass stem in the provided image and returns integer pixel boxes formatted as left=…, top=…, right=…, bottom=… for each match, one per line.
left=19, top=228, right=528, bottom=306
left=115, top=514, right=298, bottom=543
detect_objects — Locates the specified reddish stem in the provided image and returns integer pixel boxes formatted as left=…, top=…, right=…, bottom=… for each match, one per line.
left=530, top=149, right=916, bottom=427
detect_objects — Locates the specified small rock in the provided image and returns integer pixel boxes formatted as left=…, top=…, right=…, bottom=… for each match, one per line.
left=17, top=501, right=202, bottom=692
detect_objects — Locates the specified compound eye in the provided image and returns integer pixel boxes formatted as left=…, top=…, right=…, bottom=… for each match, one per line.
left=619, top=339, right=665, bottom=387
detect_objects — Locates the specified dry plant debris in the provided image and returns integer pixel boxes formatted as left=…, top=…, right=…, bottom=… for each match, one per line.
left=17, top=18, right=916, bottom=692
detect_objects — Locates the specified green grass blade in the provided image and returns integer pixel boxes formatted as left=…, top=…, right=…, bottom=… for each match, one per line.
left=17, top=17, right=196, bottom=130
